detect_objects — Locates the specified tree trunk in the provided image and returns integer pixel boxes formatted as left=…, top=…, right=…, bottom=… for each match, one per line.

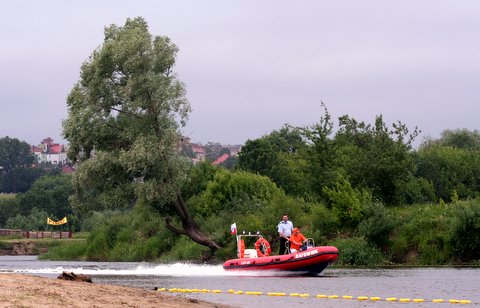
left=165, top=192, right=221, bottom=251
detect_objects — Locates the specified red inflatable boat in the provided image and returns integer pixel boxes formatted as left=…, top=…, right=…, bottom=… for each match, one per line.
left=223, top=233, right=339, bottom=275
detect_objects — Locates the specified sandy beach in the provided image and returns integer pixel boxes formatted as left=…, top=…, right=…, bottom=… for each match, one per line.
left=0, top=273, right=232, bottom=308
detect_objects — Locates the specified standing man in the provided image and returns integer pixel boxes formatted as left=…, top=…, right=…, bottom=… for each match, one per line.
left=277, top=213, right=293, bottom=255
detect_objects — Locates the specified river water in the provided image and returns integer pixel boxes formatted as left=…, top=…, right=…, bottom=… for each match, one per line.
left=1, top=255, right=479, bottom=307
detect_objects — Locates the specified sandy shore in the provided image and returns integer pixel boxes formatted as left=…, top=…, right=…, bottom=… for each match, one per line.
left=0, top=273, right=233, bottom=308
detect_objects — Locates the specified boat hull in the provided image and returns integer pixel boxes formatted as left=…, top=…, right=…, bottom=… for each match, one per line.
left=223, top=246, right=338, bottom=275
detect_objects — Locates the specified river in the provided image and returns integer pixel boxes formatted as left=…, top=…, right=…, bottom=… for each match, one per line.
left=1, top=255, right=479, bottom=307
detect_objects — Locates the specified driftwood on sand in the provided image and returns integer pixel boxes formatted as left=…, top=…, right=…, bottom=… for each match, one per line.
left=57, top=271, right=93, bottom=283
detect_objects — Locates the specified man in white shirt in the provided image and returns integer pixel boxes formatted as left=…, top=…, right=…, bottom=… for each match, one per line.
left=277, top=214, right=293, bottom=255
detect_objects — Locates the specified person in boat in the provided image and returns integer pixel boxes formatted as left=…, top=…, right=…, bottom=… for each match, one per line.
left=289, top=227, right=307, bottom=253
left=277, top=213, right=293, bottom=255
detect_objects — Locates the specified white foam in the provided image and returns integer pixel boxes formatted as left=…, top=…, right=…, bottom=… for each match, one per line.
left=7, top=262, right=284, bottom=277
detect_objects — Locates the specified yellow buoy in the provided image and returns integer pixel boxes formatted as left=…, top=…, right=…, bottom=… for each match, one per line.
left=342, top=295, right=353, bottom=299
left=432, top=299, right=445, bottom=303
left=413, top=298, right=425, bottom=302
left=267, top=292, right=286, bottom=296
left=328, top=295, right=339, bottom=299
left=460, top=300, right=472, bottom=304
left=316, top=294, right=327, bottom=298
left=370, top=297, right=381, bottom=301
left=449, top=299, right=460, bottom=304
left=212, top=290, right=222, bottom=293
left=357, top=296, right=369, bottom=301
left=156, top=288, right=166, bottom=292
left=299, top=293, right=309, bottom=297
left=400, top=298, right=411, bottom=302
left=290, top=293, right=300, bottom=297
left=386, top=297, right=397, bottom=301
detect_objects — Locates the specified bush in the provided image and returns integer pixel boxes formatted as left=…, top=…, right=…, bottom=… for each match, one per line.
left=389, top=204, right=453, bottom=265
left=160, top=236, right=206, bottom=261
left=323, top=179, right=371, bottom=228
left=296, top=202, right=337, bottom=241
left=40, top=241, right=88, bottom=260
left=0, top=195, right=19, bottom=227
left=449, top=201, right=480, bottom=262
left=5, top=208, right=49, bottom=230
left=357, top=201, right=395, bottom=249
left=393, top=176, right=436, bottom=205
left=331, top=237, right=386, bottom=266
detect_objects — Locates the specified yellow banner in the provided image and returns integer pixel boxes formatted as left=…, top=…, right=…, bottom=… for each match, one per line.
left=47, top=217, right=68, bottom=225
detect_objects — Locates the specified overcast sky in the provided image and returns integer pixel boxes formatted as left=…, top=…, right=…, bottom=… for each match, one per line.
left=1, top=1, right=479, bottom=147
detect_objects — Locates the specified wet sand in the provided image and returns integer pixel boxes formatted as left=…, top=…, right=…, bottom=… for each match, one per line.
left=0, top=273, right=232, bottom=307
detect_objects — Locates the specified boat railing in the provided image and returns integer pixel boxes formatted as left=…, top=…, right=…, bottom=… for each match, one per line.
left=236, top=233, right=263, bottom=258
left=306, top=238, right=315, bottom=249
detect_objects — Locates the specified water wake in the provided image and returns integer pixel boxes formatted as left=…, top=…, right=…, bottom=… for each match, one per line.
left=3, top=261, right=286, bottom=277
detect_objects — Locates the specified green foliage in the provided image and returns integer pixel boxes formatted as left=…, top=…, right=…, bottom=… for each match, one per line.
left=6, top=208, right=49, bottom=230
left=40, top=241, right=88, bottom=260
left=0, top=136, right=42, bottom=193
left=181, top=162, right=219, bottom=201
left=296, top=202, right=337, bottom=240
left=389, top=204, right=452, bottom=265
left=416, top=145, right=480, bottom=201
left=238, top=125, right=310, bottom=197
left=449, top=200, right=480, bottom=261
left=1, top=167, right=47, bottom=194
left=393, top=176, right=436, bottom=205
left=323, top=179, right=371, bottom=227
left=63, top=17, right=190, bottom=214
left=423, top=128, right=480, bottom=150
left=357, top=201, right=395, bottom=249
left=0, top=195, right=20, bottom=227
left=197, top=169, right=285, bottom=216
left=331, top=237, right=386, bottom=266
left=80, top=204, right=177, bottom=261
left=159, top=236, right=206, bottom=261
left=16, top=174, right=73, bottom=218
left=333, top=115, right=418, bottom=204
left=0, top=136, right=34, bottom=173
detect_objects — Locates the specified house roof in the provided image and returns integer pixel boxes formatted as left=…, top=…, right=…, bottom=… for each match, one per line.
left=213, top=153, right=230, bottom=165
left=49, top=144, right=62, bottom=154
left=31, top=145, right=42, bottom=153
left=191, top=144, right=206, bottom=154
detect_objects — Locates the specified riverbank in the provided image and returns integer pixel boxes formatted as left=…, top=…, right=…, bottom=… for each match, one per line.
left=0, top=273, right=233, bottom=308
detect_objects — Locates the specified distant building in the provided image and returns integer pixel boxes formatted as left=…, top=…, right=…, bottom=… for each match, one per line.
left=191, top=143, right=206, bottom=164
left=31, top=137, right=69, bottom=166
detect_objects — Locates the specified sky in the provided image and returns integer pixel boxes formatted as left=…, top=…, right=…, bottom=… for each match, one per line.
left=1, top=1, right=479, bottom=147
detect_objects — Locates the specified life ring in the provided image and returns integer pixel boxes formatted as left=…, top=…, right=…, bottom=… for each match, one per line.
left=255, top=238, right=271, bottom=257
left=238, top=239, right=245, bottom=258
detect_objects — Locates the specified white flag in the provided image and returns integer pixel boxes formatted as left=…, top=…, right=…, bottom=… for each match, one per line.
left=230, top=223, right=237, bottom=235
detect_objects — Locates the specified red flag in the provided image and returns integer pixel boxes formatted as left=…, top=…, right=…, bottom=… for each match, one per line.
left=230, top=223, right=237, bottom=235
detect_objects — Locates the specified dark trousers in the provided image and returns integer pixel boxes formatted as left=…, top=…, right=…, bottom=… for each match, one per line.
left=279, top=237, right=290, bottom=255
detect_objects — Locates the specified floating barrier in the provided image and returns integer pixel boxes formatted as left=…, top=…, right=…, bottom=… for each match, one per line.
left=157, top=287, right=475, bottom=304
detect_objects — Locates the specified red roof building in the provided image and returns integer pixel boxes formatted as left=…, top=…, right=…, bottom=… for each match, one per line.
left=213, top=153, right=230, bottom=165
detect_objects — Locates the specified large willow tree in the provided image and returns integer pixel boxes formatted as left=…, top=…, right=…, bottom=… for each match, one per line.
left=63, top=17, right=220, bottom=250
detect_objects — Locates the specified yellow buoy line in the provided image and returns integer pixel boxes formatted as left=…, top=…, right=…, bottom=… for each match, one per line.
left=156, top=287, right=475, bottom=304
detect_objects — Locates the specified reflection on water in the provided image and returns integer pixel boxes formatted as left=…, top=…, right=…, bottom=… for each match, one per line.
left=1, top=256, right=479, bottom=307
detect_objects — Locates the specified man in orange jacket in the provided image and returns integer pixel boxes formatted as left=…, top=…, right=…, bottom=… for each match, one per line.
left=289, top=227, right=307, bottom=253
